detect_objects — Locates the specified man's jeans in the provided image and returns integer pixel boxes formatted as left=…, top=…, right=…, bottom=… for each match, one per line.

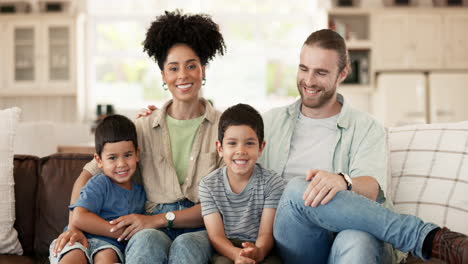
left=125, top=200, right=212, bottom=264
left=274, top=177, right=438, bottom=264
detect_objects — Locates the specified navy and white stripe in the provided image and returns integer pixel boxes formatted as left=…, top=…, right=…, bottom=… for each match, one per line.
left=199, top=164, right=284, bottom=241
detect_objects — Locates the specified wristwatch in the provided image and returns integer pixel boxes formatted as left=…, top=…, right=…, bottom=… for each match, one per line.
left=165, top=212, right=175, bottom=228
left=338, top=172, right=353, bottom=191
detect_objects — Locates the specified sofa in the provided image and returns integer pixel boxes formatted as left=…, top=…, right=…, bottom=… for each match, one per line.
left=3, top=121, right=468, bottom=263
left=0, top=153, right=93, bottom=264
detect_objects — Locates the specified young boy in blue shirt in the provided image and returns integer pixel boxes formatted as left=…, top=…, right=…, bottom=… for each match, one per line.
left=50, top=115, right=146, bottom=264
left=199, top=104, right=284, bottom=264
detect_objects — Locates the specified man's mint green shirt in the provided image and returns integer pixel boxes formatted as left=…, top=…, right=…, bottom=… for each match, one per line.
left=259, top=94, right=393, bottom=210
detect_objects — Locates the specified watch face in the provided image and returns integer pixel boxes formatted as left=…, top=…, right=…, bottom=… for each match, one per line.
left=166, top=212, right=175, bottom=221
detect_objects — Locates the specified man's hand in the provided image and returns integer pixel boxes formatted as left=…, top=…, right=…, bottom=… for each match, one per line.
left=52, top=226, right=88, bottom=257
left=135, top=105, right=157, bottom=118
left=109, top=214, right=156, bottom=241
left=303, top=169, right=347, bottom=207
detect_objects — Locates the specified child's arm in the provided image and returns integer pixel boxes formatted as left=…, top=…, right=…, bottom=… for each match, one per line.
left=71, top=207, right=124, bottom=240
left=204, top=213, right=255, bottom=264
left=239, top=208, right=276, bottom=262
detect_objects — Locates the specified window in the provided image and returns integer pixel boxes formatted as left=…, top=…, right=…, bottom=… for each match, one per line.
left=86, top=0, right=327, bottom=119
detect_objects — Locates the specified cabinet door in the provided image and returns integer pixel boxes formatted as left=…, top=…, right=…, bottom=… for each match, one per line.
left=7, top=21, right=41, bottom=89
left=374, top=73, right=427, bottom=127
left=408, top=15, right=442, bottom=69
left=373, top=14, right=408, bottom=70
left=43, top=19, right=75, bottom=91
left=430, top=73, right=468, bottom=123
left=444, top=14, right=468, bottom=69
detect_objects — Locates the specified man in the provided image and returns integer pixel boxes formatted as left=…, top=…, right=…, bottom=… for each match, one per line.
left=259, top=29, right=468, bottom=264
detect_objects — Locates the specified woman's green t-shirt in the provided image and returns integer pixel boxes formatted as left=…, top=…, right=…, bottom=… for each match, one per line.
left=166, top=115, right=204, bottom=185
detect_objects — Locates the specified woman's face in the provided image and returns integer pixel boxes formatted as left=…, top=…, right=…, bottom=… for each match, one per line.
left=162, top=44, right=205, bottom=103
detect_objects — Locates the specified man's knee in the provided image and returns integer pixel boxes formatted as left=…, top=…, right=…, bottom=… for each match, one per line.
left=279, top=177, right=308, bottom=207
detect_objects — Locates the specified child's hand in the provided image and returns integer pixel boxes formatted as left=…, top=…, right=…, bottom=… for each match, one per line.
left=239, top=242, right=262, bottom=263
left=234, top=253, right=256, bottom=264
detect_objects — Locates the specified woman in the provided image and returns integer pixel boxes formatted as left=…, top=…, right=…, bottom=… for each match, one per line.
left=51, top=10, right=226, bottom=264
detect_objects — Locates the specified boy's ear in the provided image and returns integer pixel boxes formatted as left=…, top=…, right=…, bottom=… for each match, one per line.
left=94, top=153, right=104, bottom=168
left=215, top=140, right=223, bottom=157
left=136, top=147, right=141, bottom=162
left=259, top=141, right=266, bottom=153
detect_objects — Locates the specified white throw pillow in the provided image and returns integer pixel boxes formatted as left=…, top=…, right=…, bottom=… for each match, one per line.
left=0, top=107, right=23, bottom=254
left=389, top=122, right=468, bottom=235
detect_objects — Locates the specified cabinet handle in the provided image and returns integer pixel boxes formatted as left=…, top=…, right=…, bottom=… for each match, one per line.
left=436, top=110, right=453, bottom=117
left=405, top=111, right=425, bottom=117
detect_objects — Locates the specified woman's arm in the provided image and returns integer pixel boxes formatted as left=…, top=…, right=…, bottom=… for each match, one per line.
left=111, top=203, right=205, bottom=241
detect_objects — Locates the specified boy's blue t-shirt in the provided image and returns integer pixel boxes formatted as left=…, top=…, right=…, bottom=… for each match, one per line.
left=69, top=173, right=146, bottom=251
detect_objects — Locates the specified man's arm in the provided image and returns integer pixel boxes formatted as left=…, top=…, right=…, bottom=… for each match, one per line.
left=303, top=170, right=380, bottom=207
left=303, top=120, right=387, bottom=207
left=204, top=213, right=254, bottom=263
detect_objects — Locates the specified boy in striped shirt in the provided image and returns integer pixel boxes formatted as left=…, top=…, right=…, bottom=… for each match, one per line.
left=199, top=104, right=284, bottom=264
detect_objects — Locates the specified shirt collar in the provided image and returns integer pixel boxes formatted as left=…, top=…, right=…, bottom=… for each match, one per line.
left=152, top=98, right=217, bottom=128
left=286, top=93, right=350, bottom=129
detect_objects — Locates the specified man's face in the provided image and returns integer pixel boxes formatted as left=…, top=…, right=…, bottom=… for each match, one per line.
left=296, top=44, right=346, bottom=111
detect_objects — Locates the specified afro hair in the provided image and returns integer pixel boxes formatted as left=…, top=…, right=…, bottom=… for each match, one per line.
left=143, top=10, right=226, bottom=70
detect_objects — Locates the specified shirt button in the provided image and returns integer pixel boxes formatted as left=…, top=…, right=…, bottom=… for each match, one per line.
left=190, top=156, right=194, bottom=161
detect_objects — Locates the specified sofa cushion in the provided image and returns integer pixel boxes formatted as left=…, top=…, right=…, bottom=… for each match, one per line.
left=13, top=155, right=39, bottom=256
left=34, top=153, right=93, bottom=257
left=0, top=107, right=23, bottom=255
left=389, top=122, right=468, bottom=235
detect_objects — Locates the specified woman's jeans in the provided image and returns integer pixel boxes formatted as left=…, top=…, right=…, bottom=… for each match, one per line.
left=273, top=177, right=438, bottom=264
left=125, top=200, right=212, bottom=264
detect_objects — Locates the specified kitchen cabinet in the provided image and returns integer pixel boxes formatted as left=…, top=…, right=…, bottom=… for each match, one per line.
left=444, top=14, right=468, bottom=69
left=429, top=73, right=468, bottom=123
left=3, top=16, right=76, bottom=95
left=373, top=12, right=443, bottom=70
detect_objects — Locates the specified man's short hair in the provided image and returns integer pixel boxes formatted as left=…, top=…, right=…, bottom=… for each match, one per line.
left=95, top=115, right=138, bottom=157
left=218, top=104, right=264, bottom=145
left=304, top=29, right=349, bottom=72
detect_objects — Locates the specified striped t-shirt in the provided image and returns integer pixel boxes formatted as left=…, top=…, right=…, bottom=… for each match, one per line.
left=199, top=164, right=284, bottom=241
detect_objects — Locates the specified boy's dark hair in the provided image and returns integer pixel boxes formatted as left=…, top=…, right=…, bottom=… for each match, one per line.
left=143, top=10, right=226, bottom=70
left=218, top=104, right=264, bottom=146
left=95, top=115, right=138, bottom=157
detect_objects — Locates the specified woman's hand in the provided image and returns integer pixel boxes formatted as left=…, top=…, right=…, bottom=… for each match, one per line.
left=52, top=226, right=88, bottom=257
left=109, top=214, right=158, bottom=241
left=135, top=105, right=157, bottom=119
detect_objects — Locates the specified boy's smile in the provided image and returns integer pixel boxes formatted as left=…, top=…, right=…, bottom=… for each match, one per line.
left=95, top=140, right=139, bottom=190
left=216, top=125, right=265, bottom=180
